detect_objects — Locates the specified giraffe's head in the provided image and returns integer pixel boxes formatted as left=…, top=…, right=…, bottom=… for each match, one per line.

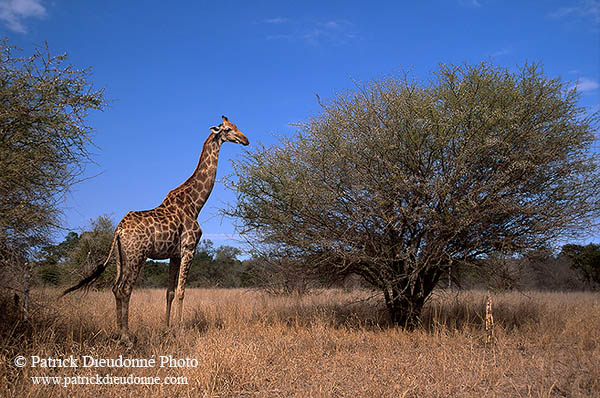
left=210, top=115, right=249, bottom=146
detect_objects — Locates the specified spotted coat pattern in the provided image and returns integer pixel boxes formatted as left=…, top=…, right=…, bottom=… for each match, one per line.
left=111, top=116, right=248, bottom=346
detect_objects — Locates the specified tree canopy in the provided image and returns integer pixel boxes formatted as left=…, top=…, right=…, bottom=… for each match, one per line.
left=0, top=40, right=106, bottom=265
left=226, top=62, right=600, bottom=326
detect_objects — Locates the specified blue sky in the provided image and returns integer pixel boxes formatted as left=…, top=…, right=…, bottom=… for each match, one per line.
left=1, top=0, right=599, bottom=250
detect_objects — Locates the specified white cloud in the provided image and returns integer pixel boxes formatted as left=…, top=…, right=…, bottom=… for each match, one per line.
left=266, top=19, right=358, bottom=45
left=263, top=17, right=287, bottom=24
left=548, top=0, right=600, bottom=24
left=572, top=77, right=600, bottom=92
left=0, top=0, right=46, bottom=33
left=490, top=48, right=511, bottom=57
left=458, top=0, right=482, bottom=7
left=319, top=21, right=342, bottom=29
left=266, top=33, right=292, bottom=40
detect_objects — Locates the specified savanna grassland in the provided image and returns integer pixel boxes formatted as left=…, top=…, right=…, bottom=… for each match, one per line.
left=1, top=288, right=598, bottom=397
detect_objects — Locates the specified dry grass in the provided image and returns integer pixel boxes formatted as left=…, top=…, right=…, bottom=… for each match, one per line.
left=1, top=288, right=598, bottom=397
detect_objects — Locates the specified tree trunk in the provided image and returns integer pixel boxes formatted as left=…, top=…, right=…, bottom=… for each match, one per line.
left=385, top=290, right=425, bottom=328
left=383, top=267, right=443, bottom=328
left=22, top=260, right=31, bottom=319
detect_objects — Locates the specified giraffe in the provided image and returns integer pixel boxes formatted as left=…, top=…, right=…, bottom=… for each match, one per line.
left=62, top=116, right=249, bottom=347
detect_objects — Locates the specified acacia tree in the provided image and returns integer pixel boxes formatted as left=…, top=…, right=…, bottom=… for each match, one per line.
left=0, top=40, right=105, bottom=306
left=226, top=62, right=600, bottom=326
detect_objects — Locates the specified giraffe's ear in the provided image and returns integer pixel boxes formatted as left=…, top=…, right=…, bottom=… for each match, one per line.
left=210, top=126, right=220, bottom=133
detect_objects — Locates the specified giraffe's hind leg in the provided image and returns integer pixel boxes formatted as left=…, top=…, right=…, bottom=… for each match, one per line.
left=165, top=257, right=180, bottom=327
left=112, top=284, right=133, bottom=348
left=114, top=293, right=123, bottom=330
left=112, top=255, right=144, bottom=348
left=112, top=256, right=124, bottom=338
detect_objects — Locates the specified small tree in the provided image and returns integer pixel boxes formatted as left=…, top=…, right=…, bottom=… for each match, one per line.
left=562, top=243, right=600, bottom=286
left=65, top=215, right=115, bottom=288
left=0, top=40, right=106, bottom=305
left=35, top=231, right=80, bottom=286
left=226, top=62, right=600, bottom=326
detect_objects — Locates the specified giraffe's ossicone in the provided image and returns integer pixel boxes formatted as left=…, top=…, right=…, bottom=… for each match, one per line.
left=62, top=116, right=249, bottom=348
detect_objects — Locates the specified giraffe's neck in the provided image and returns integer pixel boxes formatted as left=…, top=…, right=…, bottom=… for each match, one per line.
left=160, top=133, right=222, bottom=218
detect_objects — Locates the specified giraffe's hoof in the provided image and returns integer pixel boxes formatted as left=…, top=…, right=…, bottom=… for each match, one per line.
left=119, top=334, right=137, bottom=350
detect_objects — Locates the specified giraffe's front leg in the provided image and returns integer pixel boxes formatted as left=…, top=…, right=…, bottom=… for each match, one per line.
left=166, top=257, right=180, bottom=327
left=174, top=249, right=194, bottom=325
left=175, top=224, right=201, bottom=326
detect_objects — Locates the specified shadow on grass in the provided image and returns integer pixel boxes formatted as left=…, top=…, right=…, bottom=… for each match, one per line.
left=421, top=291, right=545, bottom=333
left=183, top=290, right=546, bottom=333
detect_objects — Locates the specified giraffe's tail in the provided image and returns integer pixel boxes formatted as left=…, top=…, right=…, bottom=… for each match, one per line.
left=60, top=231, right=120, bottom=297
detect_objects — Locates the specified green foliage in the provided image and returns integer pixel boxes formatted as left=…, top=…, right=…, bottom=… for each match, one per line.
left=37, top=264, right=62, bottom=286
left=562, top=243, right=600, bottom=285
left=137, top=240, right=245, bottom=288
left=187, top=240, right=245, bottom=288
left=139, top=260, right=169, bottom=288
left=0, top=39, right=106, bottom=265
left=226, top=62, right=600, bottom=326
left=61, top=215, right=116, bottom=287
left=34, top=232, right=80, bottom=286
left=37, top=231, right=248, bottom=289
left=37, top=232, right=80, bottom=266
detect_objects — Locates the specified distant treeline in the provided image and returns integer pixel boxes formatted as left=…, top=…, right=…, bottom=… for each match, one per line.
left=32, top=216, right=255, bottom=289
left=32, top=216, right=599, bottom=293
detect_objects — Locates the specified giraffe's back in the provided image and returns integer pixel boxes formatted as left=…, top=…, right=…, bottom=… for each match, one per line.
left=117, top=208, right=184, bottom=261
